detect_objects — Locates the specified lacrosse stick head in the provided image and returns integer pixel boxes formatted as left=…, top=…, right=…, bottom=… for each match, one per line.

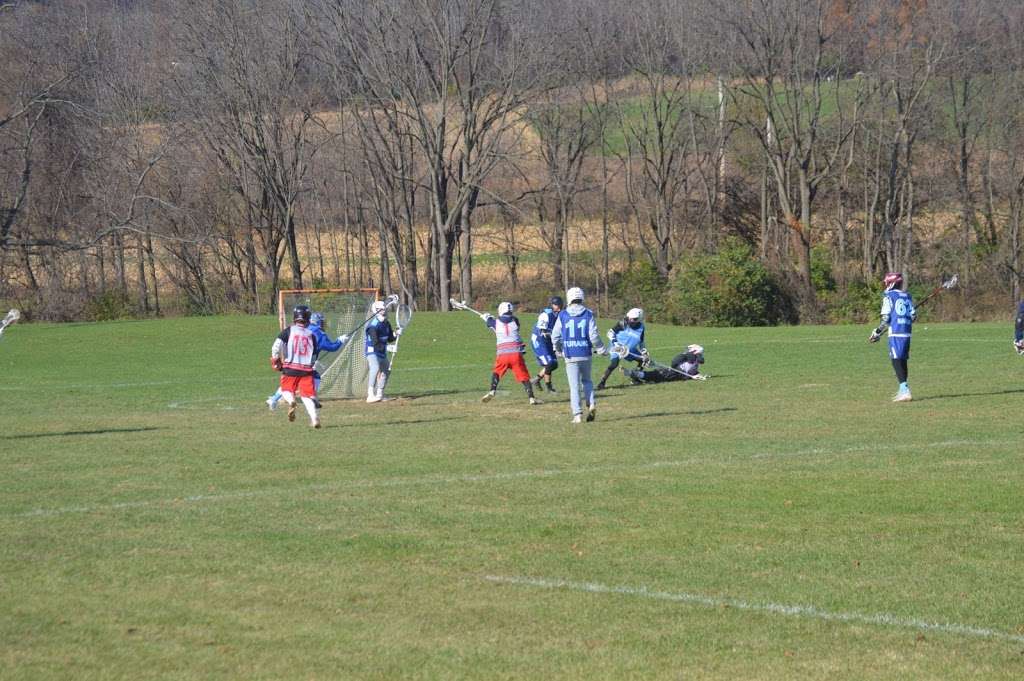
left=3, top=309, right=19, bottom=325
left=395, top=304, right=413, bottom=330
left=942, top=274, right=959, bottom=290
left=611, top=342, right=630, bottom=360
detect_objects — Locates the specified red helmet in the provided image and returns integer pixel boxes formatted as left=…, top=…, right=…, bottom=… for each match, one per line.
left=883, top=272, right=903, bottom=291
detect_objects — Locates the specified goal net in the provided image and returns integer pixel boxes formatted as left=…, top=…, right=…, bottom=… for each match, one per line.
left=278, top=288, right=379, bottom=399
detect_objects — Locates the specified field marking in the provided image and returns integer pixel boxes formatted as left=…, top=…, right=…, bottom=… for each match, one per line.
left=483, top=575, right=1024, bottom=644
left=3, top=438, right=1013, bottom=520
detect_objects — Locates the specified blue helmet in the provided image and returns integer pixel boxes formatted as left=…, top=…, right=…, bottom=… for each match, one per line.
left=310, top=311, right=326, bottom=327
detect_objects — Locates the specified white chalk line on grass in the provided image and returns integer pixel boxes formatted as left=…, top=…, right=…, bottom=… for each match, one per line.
left=4, top=438, right=1012, bottom=520
left=483, top=575, right=1024, bottom=644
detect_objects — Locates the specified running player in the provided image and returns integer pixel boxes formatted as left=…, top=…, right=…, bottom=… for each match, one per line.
left=270, top=305, right=321, bottom=428
left=597, top=308, right=647, bottom=389
left=481, top=302, right=542, bottom=405
left=551, top=287, right=606, bottom=423
left=267, top=311, right=348, bottom=410
left=530, top=295, right=563, bottom=393
left=868, top=272, right=916, bottom=402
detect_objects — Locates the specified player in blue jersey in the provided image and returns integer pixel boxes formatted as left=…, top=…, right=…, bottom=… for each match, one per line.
left=1014, top=301, right=1024, bottom=355
left=868, top=272, right=917, bottom=402
left=530, top=295, right=563, bottom=394
left=267, top=311, right=349, bottom=410
left=597, top=308, right=648, bottom=390
left=366, top=300, right=400, bottom=403
left=551, top=286, right=606, bottom=423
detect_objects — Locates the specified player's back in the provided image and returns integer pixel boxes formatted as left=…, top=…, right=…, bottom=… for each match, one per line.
left=883, top=290, right=914, bottom=336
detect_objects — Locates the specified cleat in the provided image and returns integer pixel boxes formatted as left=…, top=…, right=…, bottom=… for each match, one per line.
left=586, top=405, right=596, bottom=422
left=572, top=414, right=582, bottom=424
left=545, top=383, right=557, bottom=394
left=529, top=397, right=543, bottom=405
left=287, top=403, right=297, bottom=422
left=312, top=418, right=321, bottom=429
left=596, top=382, right=606, bottom=391
left=892, top=391, right=913, bottom=403
left=313, top=398, right=322, bottom=409
left=366, top=395, right=381, bottom=403
left=481, top=390, right=495, bottom=403
left=266, top=396, right=278, bottom=412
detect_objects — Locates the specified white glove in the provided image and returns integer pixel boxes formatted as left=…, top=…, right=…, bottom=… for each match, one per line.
left=386, top=343, right=397, bottom=353
left=481, top=313, right=493, bottom=322
left=338, top=334, right=349, bottom=345
left=596, top=345, right=608, bottom=356
left=395, top=328, right=403, bottom=337
left=606, top=329, right=615, bottom=342
left=868, top=329, right=881, bottom=343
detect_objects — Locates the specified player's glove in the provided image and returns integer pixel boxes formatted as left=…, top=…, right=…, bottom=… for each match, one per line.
left=1014, top=339, right=1024, bottom=355
left=481, top=313, right=493, bottom=322
left=596, top=345, right=608, bottom=356
left=868, top=328, right=882, bottom=343
left=640, top=348, right=651, bottom=367
left=386, top=343, right=397, bottom=353
left=271, top=357, right=283, bottom=371
left=606, top=329, right=615, bottom=342
left=395, top=328, right=403, bottom=337
left=338, top=334, right=350, bottom=345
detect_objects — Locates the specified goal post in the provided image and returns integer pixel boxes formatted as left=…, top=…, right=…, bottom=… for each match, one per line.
left=278, top=288, right=379, bottom=400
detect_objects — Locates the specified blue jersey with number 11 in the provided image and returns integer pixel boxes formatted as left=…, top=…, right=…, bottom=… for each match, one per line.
left=558, top=309, right=596, bottom=359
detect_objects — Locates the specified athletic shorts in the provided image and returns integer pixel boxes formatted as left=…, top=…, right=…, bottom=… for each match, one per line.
left=493, top=352, right=531, bottom=382
left=280, top=373, right=316, bottom=398
left=889, top=336, right=911, bottom=360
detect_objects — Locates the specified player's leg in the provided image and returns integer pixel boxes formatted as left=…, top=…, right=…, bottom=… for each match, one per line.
left=374, top=354, right=392, bottom=400
left=298, top=375, right=320, bottom=427
left=890, top=338, right=912, bottom=402
left=565, top=360, right=583, bottom=422
left=581, top=358, right=597, bottom=421
left=544, top=357, right=558, bottom=392
left=267, top=387, right=283, bottom=411
left=366, top=354, right=382, bottom=402
left=511, top=354, right=541, bottom=404
left=483, top=355, right=506, bottom=402
left=597, top=354, right=619, bottom=390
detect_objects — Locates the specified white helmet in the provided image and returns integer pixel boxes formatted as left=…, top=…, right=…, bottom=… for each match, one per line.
left=626, top=307, right=644, bottom=322
left=687, top=344, right=704, bottom=355
left=566, top=286, right=585, bottom=304
left=498, top=301, right=514, bottom=316
left=371, top=300, right=388, bottom=319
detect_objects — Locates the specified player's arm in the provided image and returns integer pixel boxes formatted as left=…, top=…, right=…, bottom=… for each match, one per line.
left=606, top=320, right=624, bottom=342
left=484, top=314, right=496, bottom=331
left=316, top=327, right=344, bottom=353
left=367, top=325, right=383, bottom=353
left=1016, top=303, right=1024, bottom=342
left=551, top=317, right=564, bottom=354
left=869, top=297, right=891, bottom=342
left=589, top=317, right=606, bottom=354
left=271, top=330, right=287, bottom=370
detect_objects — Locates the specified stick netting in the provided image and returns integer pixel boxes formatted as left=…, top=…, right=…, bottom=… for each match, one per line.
left=278, top=289, right=378, bottom=399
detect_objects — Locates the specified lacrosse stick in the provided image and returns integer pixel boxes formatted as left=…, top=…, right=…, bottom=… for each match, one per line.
left=914, top=274, right=958, bottom=309
left=377, top=303, right=413, bottom=395
left=647, top=357, right=708, bottom=381
left=449, top=298, right=488, bottom=320
left=341, top=293, right=399, bottom=337
left=0, top=309, right=20, bottom=340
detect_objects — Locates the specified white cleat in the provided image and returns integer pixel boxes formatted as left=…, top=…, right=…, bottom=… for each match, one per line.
left=366, top=395, right=382, bottom=403
left=572, top=414, right=582, bottom=424
left=586, top=405, right=596, bottom=422
left=481, top=391, right=495, bottom=403
left=529, top=397, right=543, bottom=405
left=892, top=391, right=913, bottom=403
left=266, top=397, right=278, bottom=412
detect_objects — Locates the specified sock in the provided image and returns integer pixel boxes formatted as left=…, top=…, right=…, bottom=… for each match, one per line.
left=282, top=391, right=295, bottom=406
left=490, top=372, right=500, bottom=392
left=301, top=396, right=318, bottom=422
left=522, top=380, right=535, bottom=399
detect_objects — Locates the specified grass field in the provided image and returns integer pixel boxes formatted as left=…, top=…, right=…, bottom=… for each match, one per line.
left=1, top=313, right=1023, bottom=680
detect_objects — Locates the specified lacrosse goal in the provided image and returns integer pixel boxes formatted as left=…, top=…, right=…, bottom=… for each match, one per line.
left=278, top=288, right=379, bottom=399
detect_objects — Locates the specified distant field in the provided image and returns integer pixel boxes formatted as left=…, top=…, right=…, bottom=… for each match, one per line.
left=1, top=314, right=1022, bottom=680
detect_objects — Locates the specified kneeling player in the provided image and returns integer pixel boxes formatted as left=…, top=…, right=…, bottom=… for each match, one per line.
left=625, top=344, right=706, bottom=384
left=271, top=305, right=322, bottom=428
left=481, top=302, right=541, bottom=405
left=598, top=308, right=647, bottom=389
left=531, top=295, right=563, bottom=393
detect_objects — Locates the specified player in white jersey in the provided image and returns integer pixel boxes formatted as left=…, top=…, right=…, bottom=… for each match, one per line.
left=480, top=302, right=542, bottom=405
left=270, top=305, right=322, bottom=428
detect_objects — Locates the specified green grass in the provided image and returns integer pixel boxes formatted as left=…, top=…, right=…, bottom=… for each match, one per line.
left=1, top=314, right=1023, bottom=679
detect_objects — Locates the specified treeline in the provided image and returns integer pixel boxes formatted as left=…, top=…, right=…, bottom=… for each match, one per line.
left=2, top=0, right=1023, bottom=324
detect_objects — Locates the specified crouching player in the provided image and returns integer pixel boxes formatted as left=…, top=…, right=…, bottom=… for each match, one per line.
left=552, top=287, right=606, bottom=423
left=267, top=311, right=348, bottom=410
left=271, top=305, right=322, bottom=428
left=531, top=295, right=563, bottom=393
left=624, top=344, right=706, bottom=384
left=481, top=302, right=542, bottom=405
left=597, top=308, right=647, bottom=389
left=868, top=271, right=916, bottom=402
left=1014, top=300, right=1023, bottom=355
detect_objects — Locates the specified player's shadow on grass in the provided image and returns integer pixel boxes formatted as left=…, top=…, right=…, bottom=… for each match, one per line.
left=913, top=388, right=1024, bottom=402
left=2, top=427, right=162, bottom=440
left=322, top=416, right=467, bottom=429
left=392, top=388, right=480, bottom=400
left=601, top=407, right=737, bottom=422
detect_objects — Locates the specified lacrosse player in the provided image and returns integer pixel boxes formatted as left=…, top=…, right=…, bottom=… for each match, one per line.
left=365, top=300, right=400, bottom=403
left=551, top=287, right=606, bottom=423
left=481, top=302, right=542, bottom=405
left=270, top=305, right=322, bottom=428
left=597, top=308, right=647, bottom=389
left=1014, top=301, right=1024, bottom=355
left=530, top=295, right=563, bottom=393
left=267, top=311, right=348, bottom=411
left=868, top=272, right=917, bottom=402
left=624, top=344, right=705, bottom=384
